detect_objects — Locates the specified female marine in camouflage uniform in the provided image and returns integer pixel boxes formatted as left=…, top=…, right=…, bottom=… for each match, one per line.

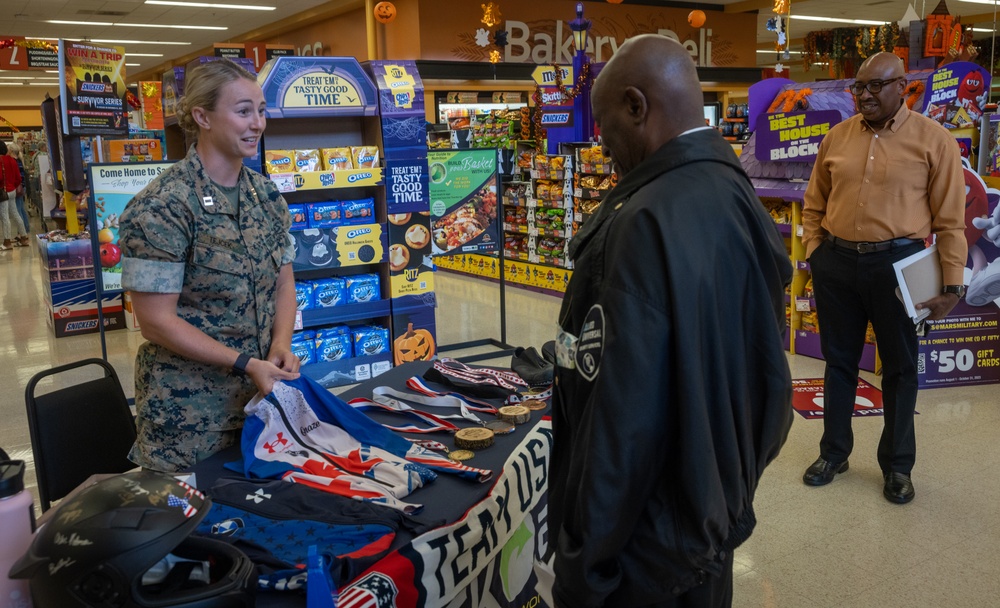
left=119, top=59, right=300, bottom=472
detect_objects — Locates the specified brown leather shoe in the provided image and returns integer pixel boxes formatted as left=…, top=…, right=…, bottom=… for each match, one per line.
left=15, top=235, right=28, bottom=247
left=803, top=457, right=849, bottom=486
left=883, top=472, right=915, bottom=504
left=2, top=239, right=11, bottom=249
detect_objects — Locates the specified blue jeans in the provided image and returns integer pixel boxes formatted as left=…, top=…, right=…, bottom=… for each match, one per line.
left=14, top=194, right=28, bottom=232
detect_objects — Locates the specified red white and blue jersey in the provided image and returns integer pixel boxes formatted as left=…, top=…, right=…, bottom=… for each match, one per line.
left=239, top=376, right=492, bottom=513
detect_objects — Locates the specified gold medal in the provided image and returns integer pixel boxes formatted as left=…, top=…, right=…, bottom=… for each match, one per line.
left=455, top=427, right=495, bottom=450
left=485, top=420, right=515, bottom=434
left=448, top=449, right=475, bottom=461
left=522, top=399, right=547, bottom=411
left=498, top=405, right=531, bottom=425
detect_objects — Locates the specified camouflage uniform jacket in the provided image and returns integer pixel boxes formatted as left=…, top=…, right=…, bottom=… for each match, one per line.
left=119, top=145, right=293, bottom=431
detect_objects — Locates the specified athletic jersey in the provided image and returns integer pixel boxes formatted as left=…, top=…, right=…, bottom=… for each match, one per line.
left=237, top=377, right=492, bottom=513
left=196, top=478, right=440, bottom=590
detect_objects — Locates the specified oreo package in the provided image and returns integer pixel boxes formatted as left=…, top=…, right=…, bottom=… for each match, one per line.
left=288, top=204, right=308, bottom=230
left=294, top=281, right=314, bottom=310
left=290, top=340, right=316, bottom=366
left=312, top=277, right=347, bottom=308
left=316, top=328, right=352, bottom=362
left=353, top=325, right=390, bottom=357
left=341, top=198, right=375, bottom=224
left=308, top=202, right=342, bottom=228
left=345, top=273, right=381, bottom=304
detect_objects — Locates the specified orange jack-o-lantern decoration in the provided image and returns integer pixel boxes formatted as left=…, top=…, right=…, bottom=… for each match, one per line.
left=393, top=323, right=436, bottom=364
left=374, top=1, right=396, bottom=24
left=688, top=10, right=707, bottom=29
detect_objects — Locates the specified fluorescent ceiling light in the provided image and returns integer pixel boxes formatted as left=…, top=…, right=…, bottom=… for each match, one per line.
left=125, top=53, right=164, bottom=57
left=47, top=20, right=226, bottom=30
left=790, top=15, right=887, bottom=26
left=89, top=39, right=192, bottom=45
left=957, top=0, right=1000, bottom=5
left=972, top=28, right=996, bottom=32
left=126, top=63, right=141, bottom=67
left=145, top=0, right=276, bottom=10
left=757, top=50, right=804, bottom=54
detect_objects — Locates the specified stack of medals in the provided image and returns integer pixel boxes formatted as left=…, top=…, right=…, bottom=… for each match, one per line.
left=450, top=427, right=496, bottom=461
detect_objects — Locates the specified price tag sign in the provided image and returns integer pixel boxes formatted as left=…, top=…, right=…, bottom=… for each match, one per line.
left=294, top=310, right=303, bottom=330
left=269, top=173, right=296, bottom=193
left=795, top=298, right=812, bottom=312
left=796, top=225, right=804, bottom=237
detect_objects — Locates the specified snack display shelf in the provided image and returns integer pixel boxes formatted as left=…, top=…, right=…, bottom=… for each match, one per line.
left=299, top=300, right=392, bottom=329
left=529, top=169, right=567, bottom=180
left=268, top=167, right=384, bottom=192
left=504, top=196, right=570, bottom=210
left=575, top=162, right=614, bottom=175
left=503, top=224, right=570, bottom=238
left=503, top=249, right=570, bottom=267
left=299, top=353, right=394, bottom=388
left=776, top=223, right=792, bottom=237
left=289, top=224, right=389, bottom=272
left=573, top=187, right=611, bottom=201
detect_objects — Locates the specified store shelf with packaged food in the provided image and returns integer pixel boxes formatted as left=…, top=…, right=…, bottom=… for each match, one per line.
left=257, top=56, right=394, bottom=388
left=500, top=153, right=573, bottom=268
left=721, top=101, right=750, bottom=144
left=571, top=145, right=616, bottom=234
left=760, top=195, right=877, bottom=371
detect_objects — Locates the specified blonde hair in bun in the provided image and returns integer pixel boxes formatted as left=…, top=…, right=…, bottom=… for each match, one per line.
left=176, top=58, right=257, bottom=141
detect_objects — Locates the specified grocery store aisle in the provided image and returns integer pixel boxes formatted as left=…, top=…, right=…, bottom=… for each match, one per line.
left=1, top=246, right=999, bottom=606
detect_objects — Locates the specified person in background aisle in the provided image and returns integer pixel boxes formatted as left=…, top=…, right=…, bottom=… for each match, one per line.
left=0, top=140, right=28, bottom=250
left=7, top=143, right=30, bottom=233
left=549, top=35, right=793, bottom=608
left=118, top=59, right=300, bottom=473
left=801, top=52, right=967, bottom=504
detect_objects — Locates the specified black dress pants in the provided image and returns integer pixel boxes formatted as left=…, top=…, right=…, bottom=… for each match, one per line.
left=809, top=238, right=925, bottom=475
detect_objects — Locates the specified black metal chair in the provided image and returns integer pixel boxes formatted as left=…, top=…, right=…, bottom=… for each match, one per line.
left=24, top=358, right=137, bottom=512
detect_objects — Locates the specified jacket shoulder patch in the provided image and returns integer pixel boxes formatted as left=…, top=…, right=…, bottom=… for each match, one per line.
left=576, top=305, right=605, bottom=381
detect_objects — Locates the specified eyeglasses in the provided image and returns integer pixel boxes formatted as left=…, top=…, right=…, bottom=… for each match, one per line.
left=850, top=77, right=902, bottom=96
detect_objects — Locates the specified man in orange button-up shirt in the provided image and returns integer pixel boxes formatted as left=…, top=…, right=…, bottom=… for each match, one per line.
left=801, top=52, right=967, bottom=505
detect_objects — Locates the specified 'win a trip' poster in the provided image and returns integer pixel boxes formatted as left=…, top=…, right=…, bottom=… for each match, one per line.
left=58, top=40, right=128, bottom=136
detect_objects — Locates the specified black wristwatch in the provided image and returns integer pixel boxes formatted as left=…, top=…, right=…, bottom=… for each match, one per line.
left=232, top=353, right=252, bottom=375
left=943, top=285, right=966, bottom=298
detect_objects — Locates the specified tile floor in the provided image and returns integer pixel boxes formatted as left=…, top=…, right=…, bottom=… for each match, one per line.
left=2, top=231, right=999, bottom=607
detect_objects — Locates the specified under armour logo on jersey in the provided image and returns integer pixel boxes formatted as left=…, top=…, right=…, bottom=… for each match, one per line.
left=246, top=488, right=272, bottom=504
left=263, top=432, right=289, bottom=453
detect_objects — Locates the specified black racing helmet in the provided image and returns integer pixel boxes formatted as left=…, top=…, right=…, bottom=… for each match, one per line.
left=9, top=470, right=255, bottom=607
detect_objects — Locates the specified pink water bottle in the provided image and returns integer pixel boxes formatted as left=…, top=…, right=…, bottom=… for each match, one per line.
left=0, top=459, right=34, bottom=608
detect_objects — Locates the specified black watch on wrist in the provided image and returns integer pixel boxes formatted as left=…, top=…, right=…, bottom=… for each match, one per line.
left=942, top=285, right=966, bottom=298
left=233, top=353, right=252, bottom=375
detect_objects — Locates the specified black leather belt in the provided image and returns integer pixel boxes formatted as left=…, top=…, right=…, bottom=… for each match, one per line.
left=826, top=235, right=922, bottom=254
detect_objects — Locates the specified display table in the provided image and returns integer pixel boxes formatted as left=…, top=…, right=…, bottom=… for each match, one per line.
left=189, top=361, right=552, bottom=608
